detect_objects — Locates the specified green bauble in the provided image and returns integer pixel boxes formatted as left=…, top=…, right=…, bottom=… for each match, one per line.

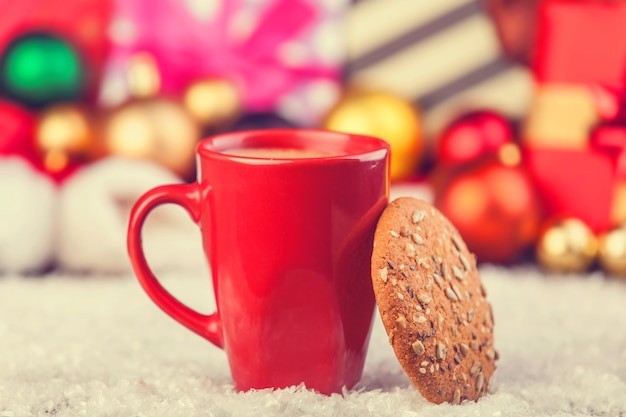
left=0, top=32, right=85, bottom=108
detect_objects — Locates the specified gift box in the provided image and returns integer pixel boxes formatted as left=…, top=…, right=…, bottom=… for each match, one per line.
left=103, top=0, right=348, bottom=126
left=345, top=0, right=532, bottom=137
left=523, top=117, right=626, bottom=234
left=531, top=0, right=626, bottom=90
left=522, top=83, right=599, bottom=149
left=524, top=0, right=626, bottom=150
left=521, top=0, right=626, bottom=233
left=523, top=145, right=616, bottom=233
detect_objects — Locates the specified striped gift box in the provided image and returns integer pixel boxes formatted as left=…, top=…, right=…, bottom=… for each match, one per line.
left=344, top=0, right=533, bottom=138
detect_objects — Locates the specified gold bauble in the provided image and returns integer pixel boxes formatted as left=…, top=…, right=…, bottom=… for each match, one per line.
left=182, top=78, right=241, bottom=129
left=536, top=218, right=598, bottom=273
left=498, top=143, right=522, bottom=167
left=36, top=104, right=96, bottom=173
left=127, top=52, right=161, bottom=98
left=323, top=89, right=423, bottom=181
left=103, top=97, right=200, bottom=179
left=598, top=225, right=626, bottom=278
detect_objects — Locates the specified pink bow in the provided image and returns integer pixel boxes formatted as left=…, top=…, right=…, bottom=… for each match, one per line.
left=110, top=0, right=337, bottom=110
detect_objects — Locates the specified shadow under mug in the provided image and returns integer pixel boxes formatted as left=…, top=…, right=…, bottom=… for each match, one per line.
left=127, top=129, right=390, bottom=394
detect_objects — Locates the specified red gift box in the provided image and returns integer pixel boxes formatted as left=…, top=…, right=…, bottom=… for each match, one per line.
left=531, top=0, right=626, bottom=90
left=523, top=145, right=617, bottom=233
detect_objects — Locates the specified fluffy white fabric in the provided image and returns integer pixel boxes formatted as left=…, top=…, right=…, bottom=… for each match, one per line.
left=56, top=157, right=205, bottom=274
left=1, top=266, right=625, bottom=416
left=0, top=156, right=57, bottom=273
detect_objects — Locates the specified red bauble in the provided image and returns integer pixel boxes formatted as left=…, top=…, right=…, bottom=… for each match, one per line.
left=437, top=110, right=513, bottom=165
left=434, top=160, right=542, bottom=264
left=0, top=99, right=39, bottom=164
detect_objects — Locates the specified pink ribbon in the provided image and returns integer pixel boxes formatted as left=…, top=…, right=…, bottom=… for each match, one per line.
left=110, top=0, right=338, bottom=110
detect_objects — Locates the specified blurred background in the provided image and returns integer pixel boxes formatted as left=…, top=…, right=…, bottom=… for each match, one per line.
left=1, top=0, right=626, bottom=279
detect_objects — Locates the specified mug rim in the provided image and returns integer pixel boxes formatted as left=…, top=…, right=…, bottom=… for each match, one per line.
left=197, top=129, right=390, bottom=163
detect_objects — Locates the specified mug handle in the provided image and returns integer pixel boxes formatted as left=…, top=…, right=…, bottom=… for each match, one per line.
left=127, top=182, right=224, bottom=349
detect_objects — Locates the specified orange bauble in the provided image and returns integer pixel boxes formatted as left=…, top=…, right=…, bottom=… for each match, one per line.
left=434, top=160, right=542, bottom=263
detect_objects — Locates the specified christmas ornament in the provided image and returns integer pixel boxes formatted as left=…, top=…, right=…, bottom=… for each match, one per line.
left=0, top=99, right=37, bottom=161
left=597, top=225, right=626, bottom=278
left=437, top=110, right=513, bottom=166
left=0, top=32, right=85, bottom=108
left=102, top=97, right=200, bottom=180
left=102, top=49, right=200, bottom=179
left=183, top=78, right=241, bottom=131
left=35, top=103, right=96, bottom=179
left=536, top=218, right=598, bottom=273
left=434, top=161, right=541, bottom=264
left=323, top=89, right=423, bottom=181
left=126, top=52, right=161, bottom=99
left=0, top=0, right=113, bottom=100
left=0, top=156, right=57, bottom=273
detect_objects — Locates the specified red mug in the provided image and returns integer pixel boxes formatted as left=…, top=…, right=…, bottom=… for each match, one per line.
left=127, top=129, right=390, bottom=394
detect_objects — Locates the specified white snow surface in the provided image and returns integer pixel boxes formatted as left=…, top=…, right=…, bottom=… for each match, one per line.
left=2, top=266, right=626, bottom=417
